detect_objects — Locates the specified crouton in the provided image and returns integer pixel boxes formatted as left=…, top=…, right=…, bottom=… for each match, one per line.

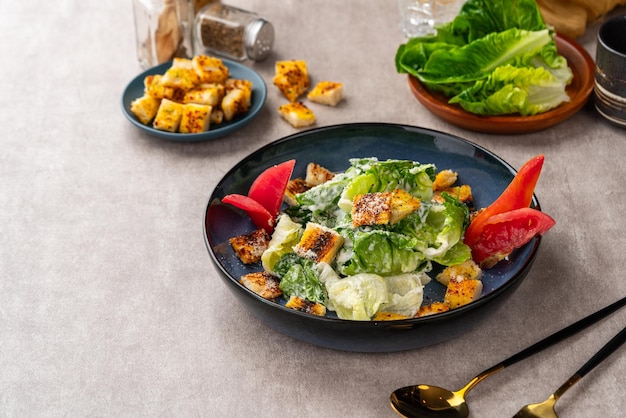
left=433, top=185, right=473, bottom=205
left=273, top=60, right=309, bottom=102
left=183, top=83, right=225, bottom=106
left=372, top=311, right=411, bottom=321
left=284, top=178, right=310, bottom=206
left=444, top=277, right=483, bottom=309
left=436, top=259, right=482, bottom=286
left=161, top=67, right=201, bottom=90
left=293, top=222, right=344, bottom=264
left=153, top=98, right=184, bottom=132
left=417, top=302, right=450, bottom=317
left=192, top=55, right=229, bottom=84
left=239, top=271, right=283, bottom=300
left=307, top=81, right=344, bottom=106
left=305, top=163, right=335, bottom=187
left=229, top=228, right=271, bottom=264
left=433, top=169, right=458, bottom=191
left=277, top=102, right=316, bottom=128
left=130, top=95, right=161, bottom=125
left=351, top=189, right=420, bottom=227
left=179, top=103, right=212, bottom=133
left=285, top=295, right=326, bottom=316
left=221, top=87, right=251, bottom=122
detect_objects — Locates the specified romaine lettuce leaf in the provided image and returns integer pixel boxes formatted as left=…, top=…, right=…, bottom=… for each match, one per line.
left=318, top=263, right=431, bottom=320
left=325, top=273, right=388, bottom=321
left=261, top=214, right=303, bottom=274
left=394, top=0, right=572, bottom=116
left=274, top=253, right=325, bottom=304
left=295, top=172, right=350, bottom=224
left=338, top=158, right=435, bottom=211
left=448, top=64, right=571, bottom=116
left=448, top=0, right=548, bottom=42
left=379, top=273, right=431, bottom=317
left=417, top=28, right=551, bottom=86
left=336, top=229, right=424, bottom=277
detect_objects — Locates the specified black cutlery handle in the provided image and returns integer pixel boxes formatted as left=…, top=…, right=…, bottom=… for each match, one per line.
left=576, top=325, right=626, bottom=378
left=501, top=296, right=626, bottom=368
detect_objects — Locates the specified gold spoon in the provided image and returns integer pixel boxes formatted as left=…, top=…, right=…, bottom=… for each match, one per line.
left=514, top=324, right=626, bottom=417
left=390, top=296, right=626, bottom=418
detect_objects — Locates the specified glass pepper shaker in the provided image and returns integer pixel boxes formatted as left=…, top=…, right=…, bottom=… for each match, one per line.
left=193, top=3, right=275, bottom=61
left=132, top=0, right=193, bottom=69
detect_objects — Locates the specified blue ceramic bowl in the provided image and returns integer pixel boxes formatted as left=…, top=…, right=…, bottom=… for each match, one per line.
left=121, top=59, right=267, bottom=141
left=203, top=123, right=542, bottom=352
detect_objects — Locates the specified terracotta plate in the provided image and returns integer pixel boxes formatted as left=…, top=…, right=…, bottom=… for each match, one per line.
left=408, top=35, right=595, bottom=134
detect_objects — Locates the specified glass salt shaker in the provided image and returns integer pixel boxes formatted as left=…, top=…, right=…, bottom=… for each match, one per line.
left=193, top=3, right=275, bottom=61
left=132, top=0, right=193, bottom=69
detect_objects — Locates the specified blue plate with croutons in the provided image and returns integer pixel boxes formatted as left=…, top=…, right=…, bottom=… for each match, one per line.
left=121, top=57, right=267, bottom=142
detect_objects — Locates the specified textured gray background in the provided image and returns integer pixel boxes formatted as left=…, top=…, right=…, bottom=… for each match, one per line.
left=1, top=1, right=625, bottom=416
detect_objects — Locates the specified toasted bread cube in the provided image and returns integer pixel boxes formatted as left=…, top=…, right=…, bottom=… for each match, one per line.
left=285, top=295, right=326, bottom=316
left=192, top=55, right=229, bottom=84
left=433, top=184, right=473, bottom=205
left=277, top=102, right=316, bottom=128
left=372, top=311, right=411, bottom=321
left=179, top=103, right=212, bottom=133
left=226, top=78, right=253, bottom=94
left=293, top=222, right=344, bottom=264
left=352, top=192, right=392, bottom=227
left=284, top=178, right=310, bottom=206
left=144, top=74, right=175, bottom=99
left=239, top=271, right=282, bottom=300
left=161, top=67, right=201, bottom=90
left=444, top=278, right=483, bottom=309
left=305, top=163, right=335, bottom=187
left=433, top=169, right=458, bottom=191
left=307, top=81, right=344, bottom=106
left=229, top=228, right=271, bottom=264
left=417, top=302, right=450, bottom=317
left=389, top=189, right=421, bottom=224
left=130, top=95, right=161, bottom=125
left=183, top=83, right=225, bottom=106
left=211, top=109, right=224, bottom=125
left=221, top=88, right=251, bottom=121
left=436, top=259, right=482, bottom=286
left=171, top=57, right=194, bottom=70
left=273, top=60, right=309, bottom=102
left=352, top=189, right=420, bottom=227
left=143, top=74, right=186, bottom=101
left=153, top=98, right=184, bottom=132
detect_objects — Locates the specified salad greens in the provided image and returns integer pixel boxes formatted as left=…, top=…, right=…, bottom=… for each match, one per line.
left=395, top=0, right=572, bottom=116
left=274, top=253, right=326, bottom=304
left=263, top=157, right=471, bottom=321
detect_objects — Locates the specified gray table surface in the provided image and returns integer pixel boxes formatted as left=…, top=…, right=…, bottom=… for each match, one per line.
left=2, top=1, right=626, bottom=416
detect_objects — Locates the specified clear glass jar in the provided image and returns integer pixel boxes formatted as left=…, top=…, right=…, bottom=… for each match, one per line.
left=132, top=0, right=193, bottom=69
left=193, top=3, right=274, bottom=61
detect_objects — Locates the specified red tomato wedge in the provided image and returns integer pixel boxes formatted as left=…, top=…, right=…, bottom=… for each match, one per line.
left=470, top=208, right=556, bottom=268
left=248, top=159, right=296, bottom=218
left=221, top=194, right=274, bottom=233
left=464, top=154, right=545, bottom=249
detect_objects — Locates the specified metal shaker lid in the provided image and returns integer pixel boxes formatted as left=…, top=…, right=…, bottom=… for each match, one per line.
left=245, top=19, right=274, bottom=61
